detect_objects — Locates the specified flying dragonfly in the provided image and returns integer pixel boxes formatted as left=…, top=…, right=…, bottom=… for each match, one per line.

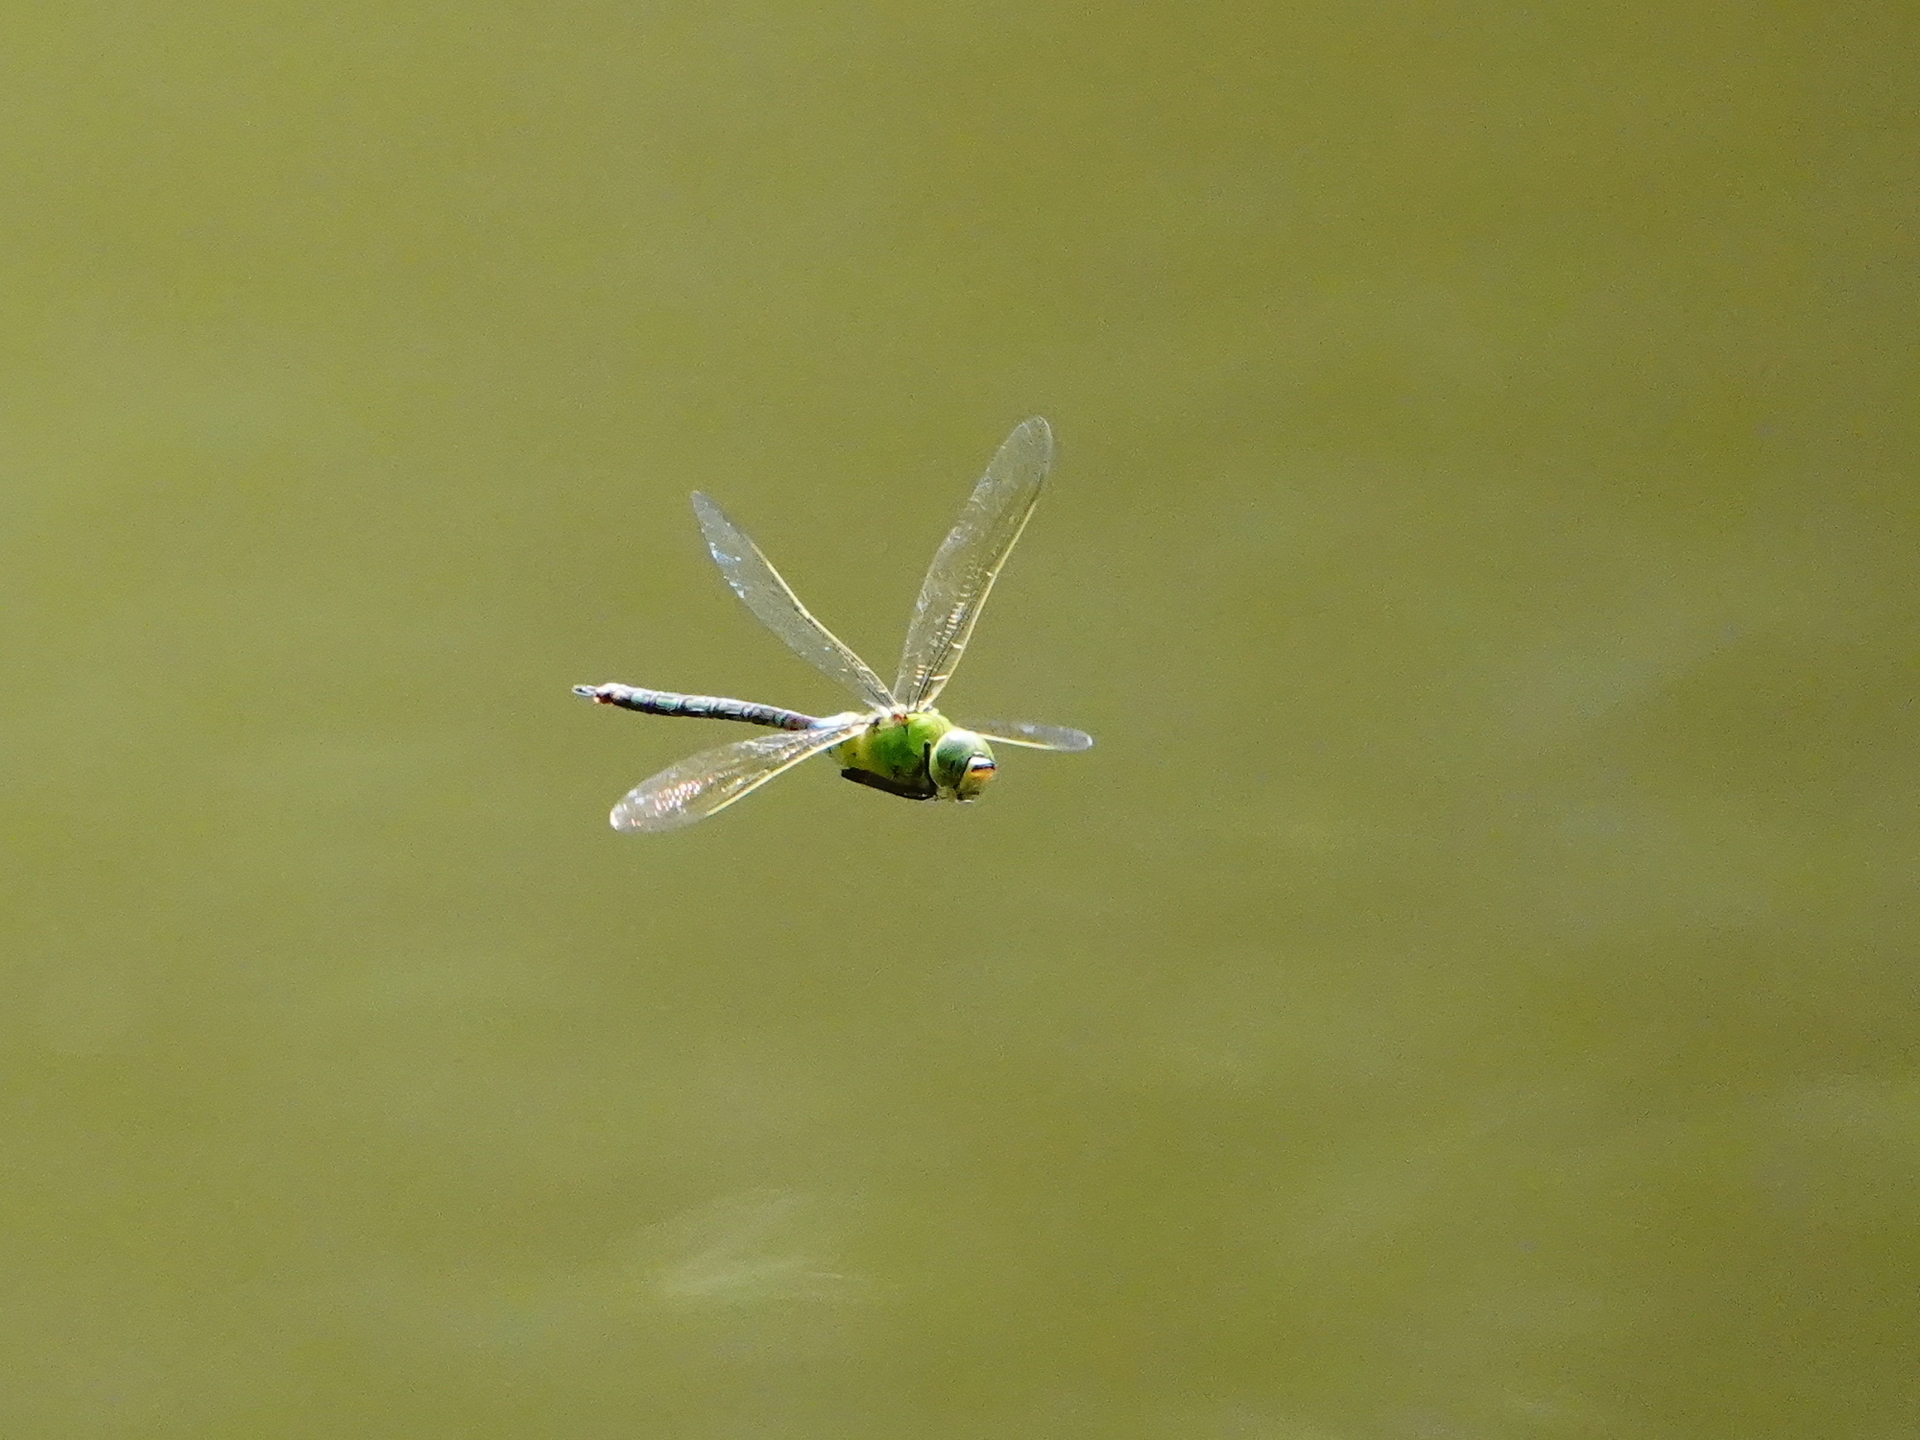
left=574, top=417, right=1093, bottom=832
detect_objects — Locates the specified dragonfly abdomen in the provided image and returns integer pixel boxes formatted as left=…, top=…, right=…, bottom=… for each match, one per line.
left=573, top=684, right=819, bottom=731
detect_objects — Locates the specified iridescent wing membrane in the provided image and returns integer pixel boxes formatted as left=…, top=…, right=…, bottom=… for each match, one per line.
left=893, top=417, right=1052, bottom=710
left=608, top=717, right=870, bottom=832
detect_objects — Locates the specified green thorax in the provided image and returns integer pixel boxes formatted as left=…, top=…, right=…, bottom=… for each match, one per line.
left=829, top=708, right=998, bottom=802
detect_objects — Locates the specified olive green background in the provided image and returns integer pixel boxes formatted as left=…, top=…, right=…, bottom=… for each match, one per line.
left=3, top=2, right=1915, bottom=1436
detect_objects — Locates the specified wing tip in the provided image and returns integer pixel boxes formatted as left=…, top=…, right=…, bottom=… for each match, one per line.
left=1012, top=415, right=1053, bottom=452
left=612, top=802, right=698, bottom=834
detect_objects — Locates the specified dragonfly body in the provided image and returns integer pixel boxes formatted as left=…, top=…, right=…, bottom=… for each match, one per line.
left=575, top=418, right=1090, bottom=832
left=831, top=709, right=995, bottom=802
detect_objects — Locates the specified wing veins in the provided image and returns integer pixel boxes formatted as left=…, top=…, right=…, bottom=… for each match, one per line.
left=609, top=717, right=869, bottom=832
left=892, top=417, right=1053, bottom=709
left=692, top=493, right=895, bottom=711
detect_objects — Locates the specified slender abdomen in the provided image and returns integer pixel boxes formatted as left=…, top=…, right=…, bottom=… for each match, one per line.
left=572, top=684, right=818, bottom=731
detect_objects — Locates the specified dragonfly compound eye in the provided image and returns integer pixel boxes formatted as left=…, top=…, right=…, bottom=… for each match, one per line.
left=930, top=729, right=996, bottom=799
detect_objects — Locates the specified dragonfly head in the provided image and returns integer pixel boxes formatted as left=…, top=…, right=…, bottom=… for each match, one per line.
left=930, top=728, right=996, bottom=801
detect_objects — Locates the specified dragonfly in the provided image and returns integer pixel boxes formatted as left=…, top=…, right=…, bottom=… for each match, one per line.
left=574, top=417, right=1093, bottom=832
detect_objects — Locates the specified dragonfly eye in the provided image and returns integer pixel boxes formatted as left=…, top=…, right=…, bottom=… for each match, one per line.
left=931, top=729, right=996, bottom=799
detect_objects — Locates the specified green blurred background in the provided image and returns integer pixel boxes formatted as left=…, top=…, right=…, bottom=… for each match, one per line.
left=3, top=1, right=1915, bottom=1436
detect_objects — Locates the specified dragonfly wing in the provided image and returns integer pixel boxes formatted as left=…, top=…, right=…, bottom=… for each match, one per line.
left=609, top=717, right=870, bottom=832
left=967, top=720, right=1095, bottom=752
left=692, top=493, right=896, bottom=711
left=893, top=417, right=1053, bottom=710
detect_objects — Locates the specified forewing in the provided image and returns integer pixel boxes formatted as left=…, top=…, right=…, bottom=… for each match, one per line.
left=893, top=417, right=1053, bottom=709
left=691, top=493, right=896, bottom=710
left=967, top=720, right=1095, bottom=752
left=609, top=718, right=869, bottom=832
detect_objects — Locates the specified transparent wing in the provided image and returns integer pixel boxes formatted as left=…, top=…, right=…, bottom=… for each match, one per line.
left=893, top=417, right=1054, bottom=710
left=967, top=720, right=1094, bottom=752
left=691, top=493, right=896, bottom=711
left=609, top=716, right=870, bottom=833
